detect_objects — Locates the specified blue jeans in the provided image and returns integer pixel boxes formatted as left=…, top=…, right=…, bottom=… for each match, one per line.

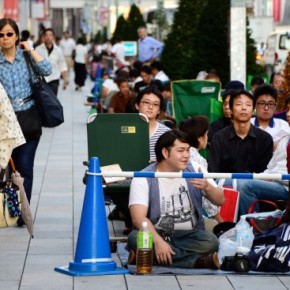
left=127, top=229, right=218, bottom=268
left=12, top=139, right=40, bottom=203
left=237, top=179, right=289, bottom=216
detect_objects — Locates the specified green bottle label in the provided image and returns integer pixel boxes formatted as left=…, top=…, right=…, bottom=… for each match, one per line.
left=137, top=231, right=153, bottom=249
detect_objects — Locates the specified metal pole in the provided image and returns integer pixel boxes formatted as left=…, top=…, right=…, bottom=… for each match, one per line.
left=230, top=0, right=246, bottom=85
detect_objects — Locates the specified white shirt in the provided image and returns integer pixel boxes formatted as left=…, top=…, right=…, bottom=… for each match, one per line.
left=102, top=79, right=119, bottom=94
left=111, top=42, right=126, bottom=64
left=35, top=43, right=67, bottom=83
left=74, top=44, right=87, bottom=64
left=154, top=70, right=170, bottom=82
left=59, top=38, right=76, bottom=57
left=129, top=176, right=196, bottom=230
left=264, top=134, right=290, bottom=187
left=251, top=117, right=290, bottom=145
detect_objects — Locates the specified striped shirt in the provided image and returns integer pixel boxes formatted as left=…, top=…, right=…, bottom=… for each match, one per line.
left=149, top=121, right=170, bottom=162
left=0, top=48, right=52, bottom=112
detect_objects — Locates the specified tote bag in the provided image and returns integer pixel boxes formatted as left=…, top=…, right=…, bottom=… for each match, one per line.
left=24, top=52, right=64, bottom=128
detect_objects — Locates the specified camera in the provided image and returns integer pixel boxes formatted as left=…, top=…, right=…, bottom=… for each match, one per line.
left=220, top=253, right=251, bottom=273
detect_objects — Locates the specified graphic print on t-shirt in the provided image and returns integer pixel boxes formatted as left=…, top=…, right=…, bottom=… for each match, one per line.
left=156, top=178, right=196, bottom=232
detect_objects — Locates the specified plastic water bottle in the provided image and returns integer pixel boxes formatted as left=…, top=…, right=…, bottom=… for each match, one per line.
left=235, top=216, right=254, bottom=250
left=136, top=221, right=153, bottom=274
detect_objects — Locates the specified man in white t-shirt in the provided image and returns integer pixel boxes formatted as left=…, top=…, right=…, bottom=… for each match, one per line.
left=59, top=31, right=76, bottom=72
left=127, top=130, right=224, bottom=269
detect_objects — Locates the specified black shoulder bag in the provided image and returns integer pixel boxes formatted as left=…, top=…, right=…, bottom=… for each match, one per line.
left=23, top=52, right=64, bottom=128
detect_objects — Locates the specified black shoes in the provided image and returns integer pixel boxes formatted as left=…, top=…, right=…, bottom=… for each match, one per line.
left=17, top=217, right=25, bottom=227
left=108, top=207, right=125, bottom=221
left=194, top=252, right=220, bottom=269
left=127, top=249, right=136, bottom=265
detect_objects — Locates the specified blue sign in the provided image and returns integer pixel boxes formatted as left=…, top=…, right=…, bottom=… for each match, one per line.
left=123, top=41, right=137, bottom=56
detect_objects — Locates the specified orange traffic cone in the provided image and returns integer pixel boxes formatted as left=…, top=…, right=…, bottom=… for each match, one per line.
left=55, top=157, right=130, bottom=276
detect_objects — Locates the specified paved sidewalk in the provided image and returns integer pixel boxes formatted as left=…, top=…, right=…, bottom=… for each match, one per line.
left=1, top=77, right=290, bottom=290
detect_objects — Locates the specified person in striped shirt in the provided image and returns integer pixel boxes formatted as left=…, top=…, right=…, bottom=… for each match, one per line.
left=134, top=86, right=171, bottom=162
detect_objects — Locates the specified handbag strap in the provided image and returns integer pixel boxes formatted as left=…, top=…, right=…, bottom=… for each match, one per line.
left=0, top=168, right=4, bottom=181
left=9, top=158, right=16, bottom=173
left=23, top=51, right=42, bottom=85
left=248, top=199, right=278, bottom=214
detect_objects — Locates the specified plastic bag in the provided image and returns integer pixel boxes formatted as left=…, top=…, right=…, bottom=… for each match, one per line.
left=218, top=217, right=254, bottom=263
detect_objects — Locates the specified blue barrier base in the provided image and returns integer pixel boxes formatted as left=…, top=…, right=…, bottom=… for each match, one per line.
left=55, top=260, right=130, bottom=276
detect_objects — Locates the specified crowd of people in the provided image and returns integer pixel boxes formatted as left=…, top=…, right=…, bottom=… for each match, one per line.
left=1, top=18, right=290, bottom=271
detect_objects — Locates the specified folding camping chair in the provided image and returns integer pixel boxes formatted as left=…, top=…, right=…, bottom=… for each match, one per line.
left=86, top=113, right=150, bottom=236
left=172, top=80, right=223, bottom=159
left=87, top=113, right=149, bottom=169
left=86, top=112, right=150, bottom=195
left=171, top=80, right=223, bottom=125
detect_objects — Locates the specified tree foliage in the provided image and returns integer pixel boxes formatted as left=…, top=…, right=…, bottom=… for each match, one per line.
left=112, top=14, right=128, bottom=41
left=246, top=18, right=261, bottom=78
left=161, top=0, right=259, bottom=85
left=93, top=30, right=102, bottom=44
left=112, top=4, right=145, bottom=41
left=196, top=0, right=230, bottom=85
left=161, top=0, right=207, bottom=80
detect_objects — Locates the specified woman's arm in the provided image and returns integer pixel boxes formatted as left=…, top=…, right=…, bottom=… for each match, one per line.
left=20, top=41, right=52, bottom=76
left=20, top=41, right=44, bottom=63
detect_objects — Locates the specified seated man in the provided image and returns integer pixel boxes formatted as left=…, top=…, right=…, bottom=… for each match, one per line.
left=209, top=89, right=273, bottom=174
left=237, top=133, right=290, bottom=216
left=150, top=60, right=170, bottom=83
left=134, top=65, right=163, bottom=93
left=251, top=84, right=289, bottom=149
left=208, top=80, right=244, bottom=143
left=108, top=77, right=136, bottom=113
left=250, top=76, right=264, bottom=94
left=127, top=130, right=224, bottom=269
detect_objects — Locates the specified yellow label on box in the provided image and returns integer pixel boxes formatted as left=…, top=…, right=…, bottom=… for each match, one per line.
left=121, top=126, right=136, bottom=134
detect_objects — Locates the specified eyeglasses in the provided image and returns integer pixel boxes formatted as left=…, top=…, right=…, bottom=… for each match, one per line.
left=140, top=100, right=160, bottom=108
left=0, top=32, right=14, bottom=38
left=256, top=102, right=276, bottom=109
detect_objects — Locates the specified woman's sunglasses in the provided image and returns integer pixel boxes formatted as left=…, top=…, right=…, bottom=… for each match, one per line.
left=0, top=32, right=14, bottom=38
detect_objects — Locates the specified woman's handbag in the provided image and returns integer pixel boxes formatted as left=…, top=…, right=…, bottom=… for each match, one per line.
left=16, top=106, right=42, bottom=140
left=23, top=52, right=64, bottom=128
left=0, top=164, right=21, bottom=227
left=245, top=200, right=285, bottom=234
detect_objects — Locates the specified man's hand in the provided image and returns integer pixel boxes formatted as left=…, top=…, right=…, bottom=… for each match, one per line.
left=154, top=237, right=175, bottom=265
left=190, top=167, right=209, bottom=190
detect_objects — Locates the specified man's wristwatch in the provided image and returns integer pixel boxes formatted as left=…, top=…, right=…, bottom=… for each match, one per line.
left=29, top=47, right=34, bottom=53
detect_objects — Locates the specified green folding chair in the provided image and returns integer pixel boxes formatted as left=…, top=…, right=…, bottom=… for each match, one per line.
left=87, top=113, right=150, bottom=194
left=172, top=80, right=222, bottom=125
left=172, top=80, right=223, bottom=159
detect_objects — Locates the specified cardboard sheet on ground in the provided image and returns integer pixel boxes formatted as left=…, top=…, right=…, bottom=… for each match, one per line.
left=117, top=243, right=290, bottom=275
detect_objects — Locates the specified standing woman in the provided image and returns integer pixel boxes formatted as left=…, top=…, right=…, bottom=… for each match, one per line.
left=74, top=37, right=88, bottom=91
left=0, top=18, right=52, bottom=207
